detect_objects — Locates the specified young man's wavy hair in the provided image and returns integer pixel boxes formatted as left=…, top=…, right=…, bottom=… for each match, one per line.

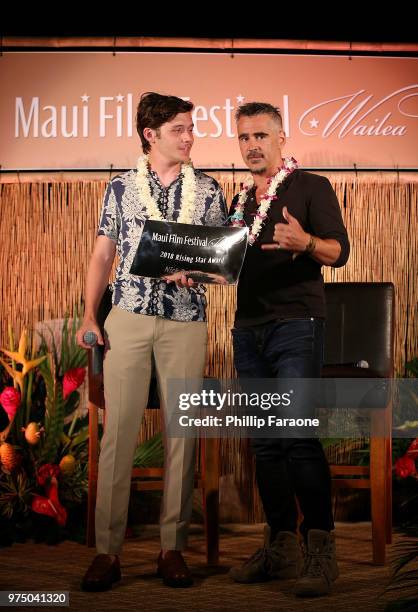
left=235, top=102, right=283, bottom=128
left=136, top=92, right=194, bottom=153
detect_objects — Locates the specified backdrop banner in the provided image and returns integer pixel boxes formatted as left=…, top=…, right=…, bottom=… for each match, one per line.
left=1, top=52, right=417, bottom=169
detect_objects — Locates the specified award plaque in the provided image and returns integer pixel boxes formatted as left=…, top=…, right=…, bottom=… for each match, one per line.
left=129, top=220, right=248, bottom=285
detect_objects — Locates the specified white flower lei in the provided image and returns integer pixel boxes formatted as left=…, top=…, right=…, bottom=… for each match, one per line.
left=231, top=157, right=298, bottom=245
left=135, top=154, right=197, bottom=224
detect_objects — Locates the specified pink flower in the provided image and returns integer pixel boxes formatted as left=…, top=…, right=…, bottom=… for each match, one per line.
left=394, top=455, right=417, bottom=479
left=63, top=367, right=86, bottom=399
left=0, top=387, right=21, bottom=421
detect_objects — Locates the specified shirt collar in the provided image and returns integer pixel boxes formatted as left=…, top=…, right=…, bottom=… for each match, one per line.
left=149, top=168, right=182, bottom=190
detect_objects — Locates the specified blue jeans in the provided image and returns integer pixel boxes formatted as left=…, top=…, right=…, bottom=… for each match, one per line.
left=232, top=318, right=334, bottom=538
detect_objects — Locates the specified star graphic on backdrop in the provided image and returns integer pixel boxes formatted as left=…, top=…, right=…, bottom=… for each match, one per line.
left=309, top=118, right=320, bottom=128
left=81, top=95, right=90, bottom=103
left=116, top=94, right=124, bottom=102
left=236, top=95, right=245, bottom=104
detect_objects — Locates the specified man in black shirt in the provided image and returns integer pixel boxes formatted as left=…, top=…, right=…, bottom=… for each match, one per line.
left=228, top=102, right=349, bottom=598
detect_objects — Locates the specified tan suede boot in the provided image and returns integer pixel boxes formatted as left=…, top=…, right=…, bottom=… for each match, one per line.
left=229, top=531, right=302, bottom=583
left=294, top=529, right=339, bottom=597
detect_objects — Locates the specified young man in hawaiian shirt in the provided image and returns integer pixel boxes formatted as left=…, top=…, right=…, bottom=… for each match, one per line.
left=77, top=92, right=227, bottom=591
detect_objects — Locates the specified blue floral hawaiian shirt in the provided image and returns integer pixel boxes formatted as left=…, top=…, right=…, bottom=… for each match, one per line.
left=97, top=168, right=227, bottom=322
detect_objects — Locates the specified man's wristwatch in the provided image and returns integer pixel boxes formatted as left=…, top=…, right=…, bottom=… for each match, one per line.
left=305, top=234, right=317, bottom=255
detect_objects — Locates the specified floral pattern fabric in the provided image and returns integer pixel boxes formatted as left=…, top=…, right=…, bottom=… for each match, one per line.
left=97, top=168, right=227, bottom=322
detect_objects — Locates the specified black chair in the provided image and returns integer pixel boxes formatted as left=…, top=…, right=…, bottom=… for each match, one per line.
left=322, top=282, right=395, bottom=565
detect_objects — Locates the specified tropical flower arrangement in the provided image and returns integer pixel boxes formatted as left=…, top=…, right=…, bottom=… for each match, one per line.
left=0, top=316, right=89, bottom=545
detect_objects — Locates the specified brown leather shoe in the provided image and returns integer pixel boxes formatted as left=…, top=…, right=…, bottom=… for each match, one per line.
left=157, top=551, right=193, bottom=588
left=81, top=554, right=121, bottom=592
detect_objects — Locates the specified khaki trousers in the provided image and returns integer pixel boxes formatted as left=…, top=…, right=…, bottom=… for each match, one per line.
left=95, top=306, right=207, bottom=554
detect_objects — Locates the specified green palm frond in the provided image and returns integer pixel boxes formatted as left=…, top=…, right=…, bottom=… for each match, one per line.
left=40, top=324, right=60, bottom=370
left=386, top=569, right=418, bottom=588
left=63, top=389, right=81, bottom=418
left=38, top=356, right=65, bottom=464
left=34, top=312, right=87, bottom=461
left=133, top=432, right=164, bottom=468
left=405, top=358, right=418, bottom=377
left=60, top=461, right=88, bottom=503
left=385, top=533, right=418, bottom=608
left=389, top=539, right=418, bottom=576
left=69, top=308, right=85, bottom=366
left=62, top=313, right=87, bottom=372
left=70, top=427, right=89, bottom=448
left=385, top=598, right=418, bottom=611
left=36, top=313, right=87, bottom=377
left=0, top=472, right=33, bottom=518
left=60, top=314, right=69, bottom=374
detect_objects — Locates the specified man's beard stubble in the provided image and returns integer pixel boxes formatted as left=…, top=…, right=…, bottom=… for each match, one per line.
left=247, top=153, right=266, bottom=175
left=251, top=166, right=267, bottom=175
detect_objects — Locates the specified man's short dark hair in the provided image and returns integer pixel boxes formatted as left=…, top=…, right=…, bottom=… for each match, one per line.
left=136, top=92, right=194, bottom=153
left=235, top=102, right=282, bottom=127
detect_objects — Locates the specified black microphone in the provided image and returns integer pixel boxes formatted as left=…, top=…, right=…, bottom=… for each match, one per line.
left=83, top=331, right=103, bottom=376
left=83, top=331, right=98, bottom=346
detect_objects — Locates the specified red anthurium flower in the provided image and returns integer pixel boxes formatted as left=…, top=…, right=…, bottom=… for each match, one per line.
left=0, top=387, right=21, bottom=421
left=406, top=438, right=418, bottom=460
left=31, top=494, right=58, bottom=520
left=36, top=463, right=61, bottom=486
left=394, top=455, right=417, bottom=479
left=31, top=478, right=67, bottom=527
left=62, top=367, right=86, bottom=399
left=46, top=477, right=67, bottom=526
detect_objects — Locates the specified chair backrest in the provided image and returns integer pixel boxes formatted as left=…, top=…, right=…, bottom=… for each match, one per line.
left=324, top=282, right=395, bottom=378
